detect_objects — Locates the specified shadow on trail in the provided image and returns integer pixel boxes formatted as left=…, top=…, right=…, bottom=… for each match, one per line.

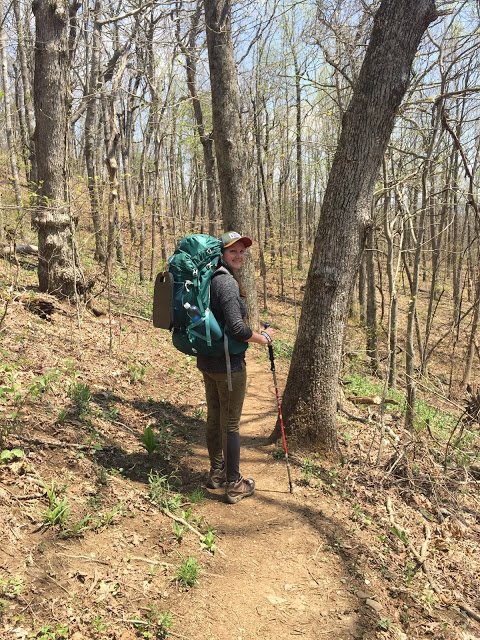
left=74, top=391, right=208, bottom=489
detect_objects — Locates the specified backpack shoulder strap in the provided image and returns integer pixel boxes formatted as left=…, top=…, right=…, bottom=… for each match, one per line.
left=212, top=265, right=230, bottom=278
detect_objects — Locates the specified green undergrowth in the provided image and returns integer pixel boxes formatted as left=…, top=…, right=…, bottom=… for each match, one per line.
left=344, top=372, right=458, bottom=438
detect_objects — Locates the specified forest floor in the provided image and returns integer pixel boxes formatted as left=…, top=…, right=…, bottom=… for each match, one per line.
left=1, top=256, right=480, bottom=640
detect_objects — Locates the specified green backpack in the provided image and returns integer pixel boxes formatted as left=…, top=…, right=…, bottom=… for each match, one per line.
left=153, top=234, right=248, bottom=358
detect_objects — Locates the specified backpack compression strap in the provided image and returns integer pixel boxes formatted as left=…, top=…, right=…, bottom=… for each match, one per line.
left=213, top=266, right=233, bottom=391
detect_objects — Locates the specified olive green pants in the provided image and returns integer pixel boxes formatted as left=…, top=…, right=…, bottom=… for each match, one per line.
left=202, top=362, right=246, bottom=481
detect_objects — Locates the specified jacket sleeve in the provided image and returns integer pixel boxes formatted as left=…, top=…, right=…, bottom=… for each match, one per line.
left=211, top=274, right=253, bottom=342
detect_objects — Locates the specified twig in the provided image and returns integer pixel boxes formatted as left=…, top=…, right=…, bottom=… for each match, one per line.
left=161, top=508, right=225, bottom=556
left=14, top=436, right=90, bottom=449
left=0, top=296, right=10, bottom=330
left=454, top=597, right=480, bottom=623
left=337, top=402, right=369, bottom=424
left=161, top=509, right=204, bottom=539
left=117, top=310, right=151, bottom=322
left=128, top=556, right=173, bottom=567
left=44, top=572, right=71, bottom=596
left=57, top=554, right=110, bottom=566
left=306, top=565, right=321, bottom=586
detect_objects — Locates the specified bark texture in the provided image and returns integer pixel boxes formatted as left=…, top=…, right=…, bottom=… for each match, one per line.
left=33, top=0, right=86, bottom=297
left=278, top=0, right=438, bottom=451
left=204, top=0, right=259, bottom=327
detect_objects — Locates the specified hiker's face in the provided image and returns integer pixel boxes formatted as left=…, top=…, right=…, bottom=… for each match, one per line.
left=223, top=241, right=246, bottom=271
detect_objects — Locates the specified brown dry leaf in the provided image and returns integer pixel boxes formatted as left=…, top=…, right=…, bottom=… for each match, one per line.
left=441, top=517, right=468, bottom=540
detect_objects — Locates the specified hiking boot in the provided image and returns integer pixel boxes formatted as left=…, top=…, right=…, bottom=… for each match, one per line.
left=225, top=476, right=255, bottom=504
left=206, top=464, right=226, bottom=489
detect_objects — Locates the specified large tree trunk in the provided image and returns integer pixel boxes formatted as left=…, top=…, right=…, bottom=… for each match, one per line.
left=204, top=0, right=259, bottom=327
left=32, top=0, right=86, bottom=298
left=276, top=0, right=437, bottom=452
left=178, top=0, right=218, bottom=237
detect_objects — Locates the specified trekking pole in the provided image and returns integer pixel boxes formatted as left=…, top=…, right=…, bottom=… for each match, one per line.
left=264, top=323, right=293, bottom=493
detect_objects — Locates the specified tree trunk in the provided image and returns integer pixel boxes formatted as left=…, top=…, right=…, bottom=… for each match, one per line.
left=120, top=74, right=140, bottom=242
left=253, top=98, right=268, bottom=311
left=365, top=223, right=379, bottom=375
left=32, top=0, right=86, bottom=298
left=204, top=0, right=259, bottom=327
left=358, top=256, right=366, bottom=323
left=293, top=50, right=304, bottom=271
left=13, top=0, right=35, bottom=185
left=178, top=1, right=218, bottom=236
left=276, top=0, right=437, bottom=452
left=84, top=0, right=106, bottom=262
left=0, top=0, right=24, bottom=229
left=104, top=51, right=128, bottom=276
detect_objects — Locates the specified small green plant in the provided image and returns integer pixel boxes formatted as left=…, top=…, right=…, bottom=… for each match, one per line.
left=390, top=526, right=409, bottom=545
left=300, top=457, right=321, bottom=485
left=43, top=480, right=62, bottom=507
left=0, top=363, right=24, bottom=405
left=0, top=573, right=23, bottom=598
left=42, top=497, right=70, bottom=527
left=59, top=513, right=91, bottom=538
left=272, top=447, right=285, bottom=459
left=103, top=405, right=119, bottom=421
left=141, top=424, right=162, bottom=455
left=327, top=466, right=338, bottom=488
left=189, top=488, right=205, bottom=504
left=97, top=502, right=125, bottom=527
left=200, top=526, right=217, bottom=554
left=404, top=560, right=417, bottom=584
left=0, top=448, right=24, bottom=463
left=377, top=619, right=392, bottom=631
left=40, top=480, right=71, bottom=528
left=148, top=471, right=183, bottom=513
left=193, top=407, right=205, bottom=420
left=68, top=381, right=91, bottom=416
left=96, top=465, right=110, bottom=486
left=129, top=361, right=146, bottom=384
left=273, top=339, right=294, bottom=360
left=164, top=493, right=183, bottom=513
left=173, top=555, right=200, bottom=587
left=56, top=408, right=68, bottom=425
left=134, top=605, right=174, bottom=639
left=28, top=624, right=69, bottom=640
left=180, top=507, right=192, bottom=522
left=92, top=614, right=107, bottom=634
left=173, top=521, right=188, bottom=542
left=27, top=368, right=61, bottom=399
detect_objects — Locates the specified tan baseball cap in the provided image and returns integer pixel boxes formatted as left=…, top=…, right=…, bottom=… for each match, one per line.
left=219, top=231, right=252, bottom=249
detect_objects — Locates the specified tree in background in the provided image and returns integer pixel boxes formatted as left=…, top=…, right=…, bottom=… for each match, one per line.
left=278, top=0, right=438, bottom=453
left=32, top=0, right=87, bottom=297
left=204, top=0, right=259, bottom=327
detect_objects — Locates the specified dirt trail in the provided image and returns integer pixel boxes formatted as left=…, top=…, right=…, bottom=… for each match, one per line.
left=176, top=355, right=369, bottom=640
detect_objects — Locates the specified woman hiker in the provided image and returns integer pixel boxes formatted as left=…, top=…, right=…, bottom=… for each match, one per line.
left=196, top=231, right=275, bottom=504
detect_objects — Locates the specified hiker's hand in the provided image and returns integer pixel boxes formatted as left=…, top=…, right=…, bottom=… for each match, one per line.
left=260, top=327, right=274, bottom=344
left=247, top=328, right=274, bottom=345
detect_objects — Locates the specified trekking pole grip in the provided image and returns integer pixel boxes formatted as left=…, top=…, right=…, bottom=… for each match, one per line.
left=264, top=322, right=275, bottom=371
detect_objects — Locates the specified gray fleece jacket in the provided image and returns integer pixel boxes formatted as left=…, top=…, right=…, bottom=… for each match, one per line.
left=196, top=268, right=252, bottom=374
